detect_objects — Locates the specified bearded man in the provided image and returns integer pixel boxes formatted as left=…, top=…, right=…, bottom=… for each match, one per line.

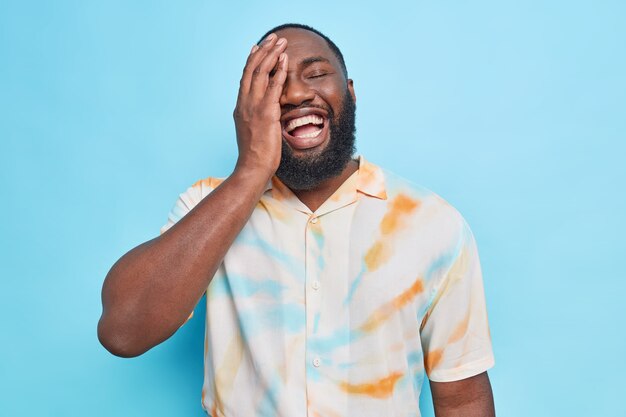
left=98, top=23, right=496, bottom=417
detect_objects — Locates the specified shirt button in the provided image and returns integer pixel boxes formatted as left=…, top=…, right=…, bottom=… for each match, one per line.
left=313, top=357, right=321, bottom=367
left=310, top=216, right=318, bottom=224
left=312, top=280, right=320, bottom=290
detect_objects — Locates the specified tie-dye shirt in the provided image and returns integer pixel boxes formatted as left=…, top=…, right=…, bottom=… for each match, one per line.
left=160, top=155, right=494, bottom=417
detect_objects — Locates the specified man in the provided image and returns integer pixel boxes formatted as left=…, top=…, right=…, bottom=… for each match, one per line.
left=98, top=23, right=496, bottom=417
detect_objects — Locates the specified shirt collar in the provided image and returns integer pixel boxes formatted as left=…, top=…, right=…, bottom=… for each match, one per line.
left=263, top=155, right=387, bottom=214
left=354, top=155, right=388, bottom=200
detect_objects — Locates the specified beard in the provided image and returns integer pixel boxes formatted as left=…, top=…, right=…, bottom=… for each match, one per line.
left=275, top=91, right=356, bottom=191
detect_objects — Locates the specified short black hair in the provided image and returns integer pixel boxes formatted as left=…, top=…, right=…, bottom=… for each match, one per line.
left=257, top=23, right=348, bottom=78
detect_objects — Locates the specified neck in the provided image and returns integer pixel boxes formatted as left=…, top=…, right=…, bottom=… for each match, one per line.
left=291, top=158, right=359, bottom=213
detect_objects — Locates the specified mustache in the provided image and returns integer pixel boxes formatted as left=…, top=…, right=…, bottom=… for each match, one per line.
left=281, top=103, right=333, bottom=117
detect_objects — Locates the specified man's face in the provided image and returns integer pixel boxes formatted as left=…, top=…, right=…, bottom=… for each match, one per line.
left=274, top=28, right=357, bottom=191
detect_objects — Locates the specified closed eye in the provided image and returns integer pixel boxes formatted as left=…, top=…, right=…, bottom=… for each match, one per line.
left=308, top=72, right=327, bottom=79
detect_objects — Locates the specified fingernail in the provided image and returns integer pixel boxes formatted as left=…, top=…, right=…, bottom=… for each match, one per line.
left=276, top=38, right=286, bottom=47
left=264, top=34, right=276, bottom=44
left=251, top=44, right=259, bottom=53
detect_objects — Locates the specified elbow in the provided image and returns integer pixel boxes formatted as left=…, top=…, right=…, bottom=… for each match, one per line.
left=97, top=316, right=149, bottom=358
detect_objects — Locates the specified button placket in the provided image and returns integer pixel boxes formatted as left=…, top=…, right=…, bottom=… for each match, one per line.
left=305, top=214, right=323, bottom=385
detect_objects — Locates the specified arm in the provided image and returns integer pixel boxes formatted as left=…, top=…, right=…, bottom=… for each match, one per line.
left=431, top=372, right=495, bottom=417
left=420, top=217, right=496, bottom=415
left=97, top=33, right=290, bottom=358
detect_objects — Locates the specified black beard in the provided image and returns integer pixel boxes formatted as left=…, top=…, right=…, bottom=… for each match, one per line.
left=276, top=92, right=356, bottom=191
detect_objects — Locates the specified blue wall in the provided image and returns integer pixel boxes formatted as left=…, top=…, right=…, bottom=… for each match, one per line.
left=1, top=1, right=624, bottom=416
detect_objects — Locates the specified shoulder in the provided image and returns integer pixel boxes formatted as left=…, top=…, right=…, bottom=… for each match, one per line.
left=379, top=166, right=467, bottom=233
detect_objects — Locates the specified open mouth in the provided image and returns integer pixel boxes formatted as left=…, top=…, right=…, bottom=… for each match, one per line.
left=282, top=112, right=329, bottom=150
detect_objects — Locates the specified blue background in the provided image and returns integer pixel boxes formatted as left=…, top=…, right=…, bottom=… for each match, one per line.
left=1, top=1, right=625, bottom=416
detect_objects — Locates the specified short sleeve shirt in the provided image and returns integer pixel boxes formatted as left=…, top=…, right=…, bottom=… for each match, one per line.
left=160, top=155, right=495, bottom=417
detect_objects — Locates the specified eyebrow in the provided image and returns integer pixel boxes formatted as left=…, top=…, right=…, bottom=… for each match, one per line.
left=299, top=56, right=331, bottom=67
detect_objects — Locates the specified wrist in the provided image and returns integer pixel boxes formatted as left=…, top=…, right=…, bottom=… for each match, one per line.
left=231, top=163, right=274, bottom=191
left=234, top=157, right=275, bottom=180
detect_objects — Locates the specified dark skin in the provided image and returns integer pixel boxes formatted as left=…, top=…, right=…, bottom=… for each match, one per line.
left=274, top=28, right=358, bottom=210
left=431, top=372, right=495, bottom=417
left=98, top=28, right=494, bottom=416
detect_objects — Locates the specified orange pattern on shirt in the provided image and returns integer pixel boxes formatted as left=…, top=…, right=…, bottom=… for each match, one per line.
left=337, top=371, right=404, bottom=399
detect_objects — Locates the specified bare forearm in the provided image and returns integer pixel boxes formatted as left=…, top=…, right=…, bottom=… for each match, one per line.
left=99, top=33, right=288, bottom=358
left=98, top=167, right=269, bottom=357
left=431, top=372, right=495, bottom=417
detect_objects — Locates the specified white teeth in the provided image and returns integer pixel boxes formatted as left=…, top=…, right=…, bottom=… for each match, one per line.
left=294, top=128, right=323, bottom=139
left=285, top=114, right=324, bottom=132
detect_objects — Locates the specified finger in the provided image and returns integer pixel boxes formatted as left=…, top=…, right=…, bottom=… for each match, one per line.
left=249, top=37, right=288, bottom=100
left=238, top=36, right=274, bottom=98
left=265, top=53, right=288, bottom=105
left=239, top=34, right=277, bottom=97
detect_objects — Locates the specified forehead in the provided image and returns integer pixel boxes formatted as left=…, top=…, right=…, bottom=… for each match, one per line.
left=275, top=28, right=340, bottom=69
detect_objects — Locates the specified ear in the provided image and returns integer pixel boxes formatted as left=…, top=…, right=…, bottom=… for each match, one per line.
left=347, top=79, right=356, bottom=103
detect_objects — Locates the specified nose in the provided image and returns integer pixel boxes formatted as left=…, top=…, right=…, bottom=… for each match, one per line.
left=279, top=75, right=316, bottom=107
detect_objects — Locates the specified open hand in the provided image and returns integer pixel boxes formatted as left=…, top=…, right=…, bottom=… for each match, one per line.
left=233, top=33, right=289, bottom=178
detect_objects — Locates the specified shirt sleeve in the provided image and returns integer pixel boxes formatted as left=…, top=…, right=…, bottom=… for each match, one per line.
left=420, top=217, right=495, bottom=382
left=159, top=178, right=217, bottom=324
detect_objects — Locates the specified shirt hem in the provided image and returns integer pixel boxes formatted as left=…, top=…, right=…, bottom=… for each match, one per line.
left=427, top=355, right=495, bottom=382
